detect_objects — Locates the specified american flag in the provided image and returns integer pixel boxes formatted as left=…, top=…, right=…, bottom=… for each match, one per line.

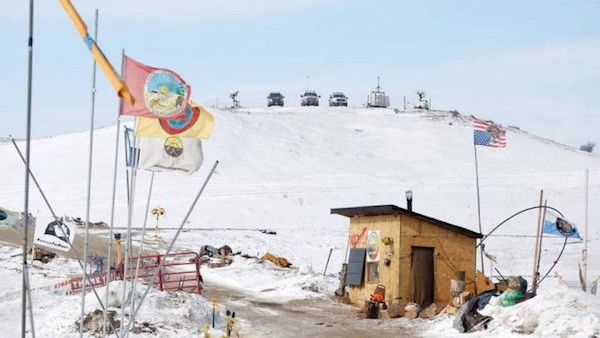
left=473, top=118, right=506, bottom=147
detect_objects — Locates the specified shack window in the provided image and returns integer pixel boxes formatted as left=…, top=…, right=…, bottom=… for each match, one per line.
left=367, top=262, right=379, bottom=283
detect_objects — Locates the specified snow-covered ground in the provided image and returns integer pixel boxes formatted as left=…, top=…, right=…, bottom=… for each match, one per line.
left=0, top=243, right=228, bottom=337
left=1, top=107, right=600, bottom=336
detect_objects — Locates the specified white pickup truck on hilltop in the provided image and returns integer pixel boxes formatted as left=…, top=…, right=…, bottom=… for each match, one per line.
left=329, top=92, right=348, bottom=106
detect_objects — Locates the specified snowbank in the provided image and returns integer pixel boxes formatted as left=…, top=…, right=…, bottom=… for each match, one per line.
left=421, top=280, right=600, bottom=337
left=0, top=245, right=227, bottom=337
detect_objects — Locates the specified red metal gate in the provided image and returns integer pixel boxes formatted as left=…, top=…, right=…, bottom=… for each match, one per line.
left=56, top=251, right=202, bottom=295
left=124, top=251, right=202, bottom=294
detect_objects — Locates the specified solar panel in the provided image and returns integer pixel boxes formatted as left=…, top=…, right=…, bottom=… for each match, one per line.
left=346, top=248, right=366, bottom=286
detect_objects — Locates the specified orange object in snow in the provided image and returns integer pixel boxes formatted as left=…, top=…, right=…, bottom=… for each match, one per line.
left=371, top=293, right=384, bottom=302
left=370, top=284, right=386, bottom=303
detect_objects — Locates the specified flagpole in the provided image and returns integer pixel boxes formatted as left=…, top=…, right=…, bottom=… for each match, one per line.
left=121, top=161, right=219, bottom=336
left=473, top=143, right=485, bottom=275
left=10, top=139, right=117, bottom=335
left=130, top=171, right=156, bottom=333
left=584, top=169, right=589, bottom=290
left=121, top=120, right=139, bottom=336
left=22, top=0, right=35, bottom=336
left=10, top=139, right=62, bottom=226
left=24, top=260, right=36, bottom=338
left=531, top=190, right=544, bottom=293
left=79, top=9, right=99, bottom=337
left=103, top=48, right=125, bottom=338
left=124, top=129, right=131, bottom=207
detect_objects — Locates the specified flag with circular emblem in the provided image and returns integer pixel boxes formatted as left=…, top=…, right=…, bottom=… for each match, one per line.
left=135, top=101, right=214, bottom=139
left=137, top=136, right=204, bottom=174
left=121, top=56, right=190, bottom=119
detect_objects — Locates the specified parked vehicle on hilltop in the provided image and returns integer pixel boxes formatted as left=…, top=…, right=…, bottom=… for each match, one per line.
left=301, top=90, right=320, bottom=106
left=267, top=92, right=285, bottom=107
left=329, top=92, right=348, bottom=107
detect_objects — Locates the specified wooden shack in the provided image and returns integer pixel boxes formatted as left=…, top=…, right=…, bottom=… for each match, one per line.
left=331, top=205, right=482, bottom=310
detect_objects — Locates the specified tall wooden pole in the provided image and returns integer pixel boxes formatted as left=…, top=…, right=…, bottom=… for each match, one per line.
left=535, top=199, right=548, bottom=291
left=531, top=190, right=544, bottom=293
left=323, top=248, right=333, bottom=276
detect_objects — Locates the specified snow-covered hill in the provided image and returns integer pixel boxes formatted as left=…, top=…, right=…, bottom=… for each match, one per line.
left=3, top=108, right=598, bottom=227
left=1, top=107, right=600, bottom=336
left=2, top=107, right=600, bottom=273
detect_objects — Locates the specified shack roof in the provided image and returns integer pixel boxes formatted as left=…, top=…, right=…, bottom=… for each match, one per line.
left=330, top=204, right=483, bottom=239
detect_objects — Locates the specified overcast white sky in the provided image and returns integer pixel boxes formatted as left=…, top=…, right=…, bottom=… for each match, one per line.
left=2, top=0, right=599, bottom=148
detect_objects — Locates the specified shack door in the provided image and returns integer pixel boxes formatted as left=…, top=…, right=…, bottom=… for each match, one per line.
left=410, top=246, right=434, bottom=308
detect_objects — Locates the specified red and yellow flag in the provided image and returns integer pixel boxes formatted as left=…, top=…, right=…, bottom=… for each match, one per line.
left=135, top=101, right=215, bottom=139
left=59, top=0, right=135, bottom=105
left=121, top=56, right=190, bottom=118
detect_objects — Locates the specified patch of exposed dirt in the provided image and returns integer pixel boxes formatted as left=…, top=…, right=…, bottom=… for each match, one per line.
left=0, top=227, right=117, bottom=260
left=202, top=281, right=415, bottom=337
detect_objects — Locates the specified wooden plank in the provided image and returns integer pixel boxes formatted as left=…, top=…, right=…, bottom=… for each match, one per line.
left=400, top=218, right=477, bottom=308
left=476, top=270, right=496, bottom=293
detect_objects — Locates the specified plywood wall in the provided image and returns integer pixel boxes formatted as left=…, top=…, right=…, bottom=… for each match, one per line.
left=398, top=215, right=476, bottom=308
left=347, top=214, right=401, bottom=305
left=345, top=213, right=477, bottom=309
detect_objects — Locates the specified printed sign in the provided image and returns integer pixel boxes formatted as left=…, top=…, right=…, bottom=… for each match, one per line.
left=46, top=271, right=117, bottom=295
left=366, top=230, right=381, bottom=262
left=34, top=219, right=76, bottom=252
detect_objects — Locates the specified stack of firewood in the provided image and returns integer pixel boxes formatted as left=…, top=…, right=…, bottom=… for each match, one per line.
left=440, top=271, right=472, bottom=315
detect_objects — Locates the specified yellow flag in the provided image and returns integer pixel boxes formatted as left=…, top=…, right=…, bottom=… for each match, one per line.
left=135, top=102, right=215, bottom=139
left=59, top=0, right=135, bottom=105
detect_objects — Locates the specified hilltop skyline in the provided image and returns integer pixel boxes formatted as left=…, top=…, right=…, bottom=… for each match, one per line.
left=3, top=1, right=599, bottom=149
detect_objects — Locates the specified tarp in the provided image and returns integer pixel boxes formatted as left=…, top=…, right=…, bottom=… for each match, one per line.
left=0, top=207, right=21, bottom=227
left=0, top=206, right=36, bottom=228
left=453, top=290, right=496, bottom=333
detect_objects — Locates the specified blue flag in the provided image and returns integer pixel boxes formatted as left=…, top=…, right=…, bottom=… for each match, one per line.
left=542, top=210, right=582, bottom=240
left=124, top=127, right=139, bottom=168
